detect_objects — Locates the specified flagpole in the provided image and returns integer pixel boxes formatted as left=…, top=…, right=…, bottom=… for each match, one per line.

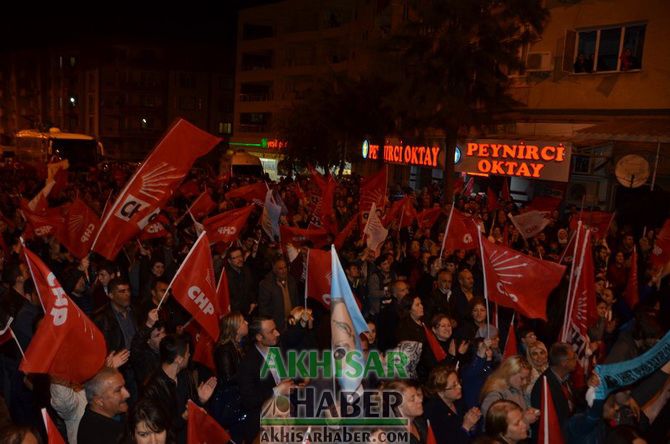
left=565, top=226, right=591, bottom=342
left=176, top=190, right=205, bottom=225
left=10, top=328, right=25, bottom=359
left=558, top=230, right=576, bottom=264
left=561, top=222, right=581, bottom=341
left=157, top=230, right=208, bottom=311
left=542, top=376, right=549, bottom=444
left=476, top=228, right=491, bottom=339
left=439, top=200, right=456, bottom=259
left=304, top=250, right=310, bottom=310
left=19, top=238, right=46, bottom=313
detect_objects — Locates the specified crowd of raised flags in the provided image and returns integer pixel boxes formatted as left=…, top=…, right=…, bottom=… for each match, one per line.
left=0, top=118, right=668, bottom=444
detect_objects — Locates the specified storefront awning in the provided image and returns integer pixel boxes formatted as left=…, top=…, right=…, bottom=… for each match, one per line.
left=574, top=119, right=670, bottom=143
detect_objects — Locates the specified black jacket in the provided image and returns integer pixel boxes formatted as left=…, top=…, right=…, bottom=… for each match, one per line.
left=237, top=346, right=277, bottom=442
left=258, top=273, right=300, bottom=332
left=77, top=407, right=125, bottom=444
left=214, top=341, right=242, bottom=384
left=94, top=303, right=138, bottom=352
left=142, top=368, right=199, bottom=444
left=130, top=325, right=161, bottom=387
left=226, top=265, right=257, bottom=316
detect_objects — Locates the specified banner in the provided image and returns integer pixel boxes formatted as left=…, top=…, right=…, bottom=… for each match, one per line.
left=92, top=119, right=220, bottom=259
left=57, top=198, right=100, bottom=259
left=594, top=330, right=670, bottom=400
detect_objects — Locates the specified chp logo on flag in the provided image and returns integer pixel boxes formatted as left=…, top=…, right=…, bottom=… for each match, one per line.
left=321, top=272, right=333, bottom=306
left=463, top=233, right=473, bottom=245
left=114, top=194, right=151, bottom=222
left=488, top=248, right=527, bottom=303
left=217, top=226, right=237, bottom=236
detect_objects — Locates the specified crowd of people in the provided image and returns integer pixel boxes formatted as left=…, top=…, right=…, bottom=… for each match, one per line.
left=0, top=158, right=668, bottom=444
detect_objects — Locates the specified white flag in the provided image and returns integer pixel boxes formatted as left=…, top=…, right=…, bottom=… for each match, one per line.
left=364, top=203, right=388, bottom=253
left=508, top=211, right=551, bottom=239
left=261, top=189, right=282, bottom=241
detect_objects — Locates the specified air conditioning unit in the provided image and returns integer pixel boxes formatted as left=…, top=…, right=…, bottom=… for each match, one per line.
left=525, top=51, right=553, bottom=72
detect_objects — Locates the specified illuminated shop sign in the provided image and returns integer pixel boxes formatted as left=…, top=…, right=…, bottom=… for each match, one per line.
left=455, top=140, right=572, bottom=182
left=363, top=142, right=442, bottom=168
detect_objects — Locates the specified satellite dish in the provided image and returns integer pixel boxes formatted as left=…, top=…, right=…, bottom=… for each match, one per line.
left=615, top=154, right=649, bottom=188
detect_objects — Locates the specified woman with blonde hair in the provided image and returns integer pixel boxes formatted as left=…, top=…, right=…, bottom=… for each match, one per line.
left=211, top=312, right=248, bottom=442
left=525, top=341, right=548, bottom=396
left=479, top=355, right=539, bottom=429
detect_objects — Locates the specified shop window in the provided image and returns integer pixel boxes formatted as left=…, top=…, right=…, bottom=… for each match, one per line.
left=567, top=23, right=645, bottom=73
left=573, top=155, right=591, bottom=174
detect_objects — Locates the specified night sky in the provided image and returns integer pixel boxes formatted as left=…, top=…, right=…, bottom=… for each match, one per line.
left=0, top=0, right=282, bottom=52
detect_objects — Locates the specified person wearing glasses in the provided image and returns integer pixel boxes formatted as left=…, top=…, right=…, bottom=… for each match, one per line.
left=424, top=363, right=481, bottom=444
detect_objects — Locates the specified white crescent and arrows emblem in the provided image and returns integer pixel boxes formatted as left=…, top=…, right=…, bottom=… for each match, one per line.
left=139, top=162, right=182, bottom=201
left=489, top=248, right=529, bottom=303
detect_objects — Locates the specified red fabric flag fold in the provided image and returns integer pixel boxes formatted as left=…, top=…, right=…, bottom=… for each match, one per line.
left=167, top=232, right=220, bottom=341
left=92, top=119, right=220, bottom=260
left=423, top=325, right=448, bottom=362
left=56, top=198, right=100, bottom=259
left=538, top=376, right=565, bottom=444
left=187, top=400, right=232, bottom=444
left=42, top=408, right=66, bottom=444
left=306, top=249, right=332, bottom=307
left=481, top=237, right=565, bottom=320
left=189, top=191, right=217, bottom=220
left=224, top=182, right=267, bottom=204
left=416, top=207, right=443, bottom=230
left=280, top=225, right=330, bottom=249
left=443, top=209, right=479, bottom=252
left=502, top=318, right=518, bottom=360
left=21, top=247, right=107, bottom=383
left=203, top=205, right=254, bottom=244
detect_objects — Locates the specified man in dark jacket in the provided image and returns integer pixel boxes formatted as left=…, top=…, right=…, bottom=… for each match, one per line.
left=142, top=334, right=216, bottom=444
left=78, top=367, right=130, bottom=444
left=226, top=247, right=257, bottom=317
left=258, top=258, right=299, bottom=333
left=130, top=309, right=165, bottom=387
left=238, top=316, right=293, bottom=444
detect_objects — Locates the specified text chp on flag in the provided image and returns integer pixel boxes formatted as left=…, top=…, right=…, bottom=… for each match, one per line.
left=21, top=245, right=107, bottom=383
left=92, top=119, right=221, bottom=260
left=160, top=231, right=221, bottom=341
left=203, top=205, right=255, bottom=244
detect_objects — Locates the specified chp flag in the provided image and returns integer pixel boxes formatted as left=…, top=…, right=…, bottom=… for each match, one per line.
left=163, top=232, right=220, bottom=341
left=480, top=236, right=565, bottom=320
left=203, top=205, right=254, bottom=244
left=441, top=208, right=479, bottom=254
left=21, top=246, right=107, bottom=383
left=508, top=211, right=551, bottom=240
left=561, top=221, right=597, bottom=387
left=92, top=119, right=220, bottom=260
left=56, top=198, right=100, bottom=259
left=306, top=249, right=332, bottom=307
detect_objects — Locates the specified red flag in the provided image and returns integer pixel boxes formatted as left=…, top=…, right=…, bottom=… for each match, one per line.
left=333, top=216, right=357, bottom=250
left=463, top=176, right=475, bottom=196
left=224, top=182, right=267, bottom=204
left=487, top=187, right=499, bottom=213
left=423, top=325, right=447, bottom=362
left=453, top=177, right=465, bottom=195
left=20, top=200, right=64, bottom=238
left=21, top=247, right=107, bottom=383
left=178, top=180, right=200, bottom=198
left=383, top=196, right=417, bottom=228
left=443, top=209, right=479, bottom=251
left=56, top=198, right=100, bottom=259
left=167, top=232, right=220, bottom=341
left=561, top=223, right=597, bottom=387
left=190, top=325, right=216, bottom=372
left=359, top=168, right=387, bottom=216
left=317, top=175, right=338, bottom=233
left=651, top=219, right=670, bottom=272
left=217, top=267, right=231, bottom=316
left=509, top=211, right=551, bottom=240
left=42, top=408, right=66, bottom=444
left=203, top=205, right=254, bottom=244
left=502, top=317, right=518, bottom=360
left=481, top=236, right=565, bottom=320
left=538, top=376, right=565, bottom=444
left=569, top=211, right=614, bottom=239
left=501, top=178, right=511, bottom=202
left=623, top=246, right=639, bottom=309
left=280, top=225, right=330, bottom=249
left=306, top=249, right=332, bottom=307
left=187, top=400, right=231, bottom=444
left=526, top=195, right=561, bottom=212
left=139, top=213, right=170, bottom=240
left=92, top=119, right=220, bottom=260
left=189, top=191, right=217, bottom=220
left=426, top=421, right=438, bottom=444
left=416, top=207, right=443, bottom=230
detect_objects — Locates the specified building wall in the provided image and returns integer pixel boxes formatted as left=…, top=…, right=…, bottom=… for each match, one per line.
left=513, top=0, right=670, bottom=112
